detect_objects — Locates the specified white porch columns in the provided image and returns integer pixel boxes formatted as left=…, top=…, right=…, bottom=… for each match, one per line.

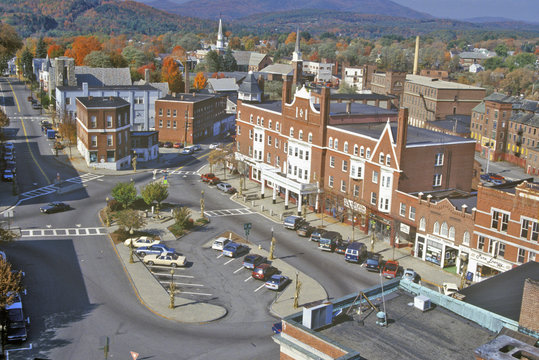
left=297, top=194, right=302, bottom=216
left=272, top=183, right=277, bottom=204
left=285, top=188, right=289, bottom=209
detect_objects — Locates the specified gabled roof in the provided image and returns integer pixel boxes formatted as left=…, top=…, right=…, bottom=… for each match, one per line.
left=207, top=78, right=238, bottom=92
left=77, top=96, right=130, bottom=108
left=74, top=67, right=131, bottom=87
left=238, top=72, right=261, bottom=96
left=259, top=64, right=294, bottom=76
left=232, top=51, right=268, bottom=66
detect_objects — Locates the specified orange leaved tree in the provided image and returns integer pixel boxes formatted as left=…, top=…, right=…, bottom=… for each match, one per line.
left=70, top=36, right=102, bottom=65
left=193, top=72, right=207, bottom=90
left=162, top=57, right=184, bottom=93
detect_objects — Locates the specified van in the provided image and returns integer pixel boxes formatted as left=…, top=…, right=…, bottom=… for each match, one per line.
left=318, top=231, right=342, bottom=252
left=211, top=237, right=231, bottom=251
left=345, top=242, right=367, bottom=263
left=283, top=216, right=304, bottom=230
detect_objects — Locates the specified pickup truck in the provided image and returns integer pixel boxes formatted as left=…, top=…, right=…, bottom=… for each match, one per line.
left=46, top=129, right=57, bottom=140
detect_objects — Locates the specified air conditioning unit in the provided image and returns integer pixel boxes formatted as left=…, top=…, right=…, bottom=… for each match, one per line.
left=414, top=295, right=431, bottom=312
left=303, top=302, right=333, bottom=330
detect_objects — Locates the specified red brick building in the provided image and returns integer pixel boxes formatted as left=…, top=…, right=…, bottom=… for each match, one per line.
left=235, top=77, right=476, bottom=244
left=76, top=96, right=131, bottom=170
left=155, top=93, right=227, bottom=144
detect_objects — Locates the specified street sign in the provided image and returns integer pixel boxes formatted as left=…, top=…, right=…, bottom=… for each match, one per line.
left=130, top=351, right=139, bottom=360
left=244, top=223, right=252, bottom=230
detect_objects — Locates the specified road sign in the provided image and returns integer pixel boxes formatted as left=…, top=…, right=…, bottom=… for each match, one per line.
left=130, top=351, right=139, bottom=360
left=244, top=223, right=252, bottom=230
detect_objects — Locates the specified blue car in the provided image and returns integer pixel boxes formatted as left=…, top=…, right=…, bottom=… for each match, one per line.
left=135, top=244, right=174, bottom=257
left=222, top=242, right=249, bottom=258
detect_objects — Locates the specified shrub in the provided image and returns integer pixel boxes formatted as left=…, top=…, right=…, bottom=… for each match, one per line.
left=107, top=199, right=123, bottom=211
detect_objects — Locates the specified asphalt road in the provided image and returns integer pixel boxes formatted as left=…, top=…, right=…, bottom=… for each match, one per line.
left=0, top=77, right=381, bottom=360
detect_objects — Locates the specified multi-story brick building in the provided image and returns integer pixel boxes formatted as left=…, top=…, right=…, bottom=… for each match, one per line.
left=302, top=61, right=333, bottom=83
left=155, top=93, right=229, bottom=144
left=370, top=71, right=406, bottom=102
left=76, top=96, right=131, bottom=170
left=402, top=74, right=485, bottom=128
left=469, top=181, right=538, bottom=282
left=235, top=77, right=476, bottom=244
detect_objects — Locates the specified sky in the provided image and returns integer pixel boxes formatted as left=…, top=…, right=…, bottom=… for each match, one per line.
left=392, top=0, right=539, bottom=23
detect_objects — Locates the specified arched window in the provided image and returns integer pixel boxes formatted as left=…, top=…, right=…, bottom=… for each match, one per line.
left=260, top=117, right=264, bottom=127
left=329, top=137, right=333, bottom=148
left=276, top=122, right=280, bottom=132
left=334, top=139, right=339, bottom=150
left=353, top=145, right=358, bottom=156
left=449, top=226, right=455, bottom=240
left=249, top=114, right=253, bottom=123
left=238, top=111, right=241, bottom=120
left=360, top=146, right=365, bottom=158
left=299, top=130, right=303, bottom=140
left=433, top=221, right=440, bottom=234
left=441, top=222, right=448, bottom=237
left=419, top=217, right=426, bottom=231
left=344, top=142, right=349, bottom=153
left=379, top=152, right=384, bottom=164
left=290, top=127, right=294, bottom=137
left=463, top=231, right=470, bottom=245
left=256, top=116, right=260, bottom=125
left=308, top=133, right=313, bottom=143
left=386, top=155, right=391, bottom=166
left=366, top=148, right=371, bottom=159
left=268, top=120, right=272, bottom=129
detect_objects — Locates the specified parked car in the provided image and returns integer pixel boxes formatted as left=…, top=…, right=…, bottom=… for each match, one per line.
left=265, top=275, right=290, bottom=291
left=163, top=142, right=173, bottom=148
left=365, top=253, right=382, bottom=272
left=135, top=244, right=174, bottom=257
left=345, top=242, right=367, bottom=263
left=158, top=141, right=165, bottom=147
left=201, top=173, right=218, bottom=183
left=222, top=242, right=249, bottom=257
left=296, top=223, right=315, bottom=237
left=211, top=237, right=231, bottom=251
left=124, top=236, right=160, bottom=248
left=5, top=161, right=16, bottom=174
left=191, top=144, right=201, bottom=151
left=272, top=322, right=283, bottom=334
left=283, top=215, right=305, bottom=230
left=173, top=142, right=183, bottom=149
left=402, top=268, right=420, bottom=283
left=3, top=153, right=14, bottom=161
left=2, top=169, right=14, bottom=182
left=242, top=254, right=267, bottom=269
left=217, top=182, right=236, bottom=193
left=32, top=102, right=41, bottom=110
left=335, top=239, right=350, bottom=255
left=181, top=147, right=194, bottom=155
left=252, top=263, right=279, bottom=280
left=6, top=306, right=28, bottom=342
left=143, top=252, right=186, bottom=267
left=310, top=229, right=324, bottom=242
left=209, top=143, right=220, bottom=150
left=40, top=201, right=70, bottom=214
left=3, top=142, right=14, bottom=151
left=382, top=260, right=400, bottom=279
left=208, top=177, right=221, bottom=185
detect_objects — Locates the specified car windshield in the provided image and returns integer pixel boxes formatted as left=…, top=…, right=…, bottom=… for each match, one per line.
left=366, top=259, right=378, bottom=265
left=385, top=263, right=398, bottom=271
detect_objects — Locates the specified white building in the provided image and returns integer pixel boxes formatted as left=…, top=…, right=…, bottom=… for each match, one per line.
left=302, top=61, right=333, bottom=83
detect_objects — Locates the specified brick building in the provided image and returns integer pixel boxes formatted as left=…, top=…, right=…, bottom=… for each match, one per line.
left=370, top=71, right=406, bottom=105
left=469, top=181, right=538, bottom=282
left=235, top=77, right=476, bottom=244
left=76, top=96, right=131, bottom=170
left=155, top=93, right=228, bottom=144
left=342, top=65, right=377, bottom=92
left=402, top=75, right=485, bottom=128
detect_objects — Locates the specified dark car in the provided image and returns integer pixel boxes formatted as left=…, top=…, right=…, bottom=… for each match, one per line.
left=310, top=229, right=324, bottom=242
left=252, top=263, right=279, bottom=280
left=32, top=102, right=41, bottom=110
left=2, top=169, right=14, bottom=182
left=242, top=254, right=267, bottom=269
left=222, top=242, right=249, bottom=258
left=335, top=239, right=350, bottom=255
left=365, top=253, right=382, bottom=272
left=296, top=223, right=315, bottom=237
left=135, top=244, right=174, bottom=257
left=163, top=142, right=173, bottom=148
left=40, top=201, right=70, bottom=214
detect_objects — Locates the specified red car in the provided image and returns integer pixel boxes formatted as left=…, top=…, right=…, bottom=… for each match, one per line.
left=173, top=142, right=184, bottom=148
left=382, top=260, right=400, bottom=279
left=201, top=173, right=218, bottom=183
left=252, top=263, right=279, bottom=280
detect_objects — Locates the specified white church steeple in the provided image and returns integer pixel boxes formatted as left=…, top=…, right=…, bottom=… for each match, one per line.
left=216, top=15, right=225, bottom=51
left=292, top=26, right=302, bottom=62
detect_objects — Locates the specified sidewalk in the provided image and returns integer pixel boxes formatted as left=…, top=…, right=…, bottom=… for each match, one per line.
left=201, top=164, right=462, bottom=289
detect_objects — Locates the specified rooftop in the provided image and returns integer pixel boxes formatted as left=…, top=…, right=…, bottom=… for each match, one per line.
left=318, top=289, right=494, bottom=360
left=158, top=93, right=223, bottom=103
left=76, top=96, right=130, bottom=108
left=259, top=63, right=294, bottom=76
left=325, top=102, right=397, bottom=117
left=406, top=74, right=485, bottom=90
left=330, top=93, right=394, bottom=101
left=428, top=115, right=471, bottom=134
left=57, top=84, right=159, bottom=92
left=232, top=51, right=268, bottom=66
left=74, top=66, right=131, bottom=87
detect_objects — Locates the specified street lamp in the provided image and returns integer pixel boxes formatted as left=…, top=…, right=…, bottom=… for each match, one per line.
left=269, top=227, right=276, bottom=260
left=105, top=197, right=110, bottom=226
left=485, top=142, right=493, bottom=174
left=129, top=229, right=135, bottom=264
left=169, top=268, right=176, bottom=309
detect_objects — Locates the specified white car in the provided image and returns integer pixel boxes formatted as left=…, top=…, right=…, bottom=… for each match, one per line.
left=211, top=237, right=231, bottom=250
left=209, top=143, right=220, bottom=150
left=442, top=282, right=459, bottom=296
left=124, top=236, right=160, bottom=248
left=143, top=252, right=186, bottom=267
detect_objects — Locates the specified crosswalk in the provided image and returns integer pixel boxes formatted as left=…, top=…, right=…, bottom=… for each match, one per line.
left=21, top=227, right=107, bottom=237
left=19, top=173, right=104, bottom=201
left=64, top=173, right=104, bottom=184
left=10, top=116, right=49, bottom=122
left=156, top=169, right=198, bottom=176
left=205, top=208, right=256, bottom=217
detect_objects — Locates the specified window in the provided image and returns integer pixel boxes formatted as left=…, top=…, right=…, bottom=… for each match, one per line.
left=107, top=115, right=112, bottom=128
left=107, top=150, right=115, bottom=162
left=260, top=118, right=264, bottom=127
left=354, top=145, right=358, bottom=156
left=107, top=135, right=113, bottom=146
left=159, top=119, right=163, bottom=128
left=284, top=143, right=287, bottom=153
left=370, top=192, right=377, bottom=205
left=341, top=180, right=346, bottom=192
left=478, top=236, right=485, bottom=251
left=419, top=217, right=426, bottom=231
left=256, top=116, right=260, bottom=125
left=440, top=222, right=448, bottom=237
left=517, top=248, right=525, bottom=263
left=433, top=173, right=442, bottom=187
left=372, top=171, right=378, bottom=184
left=299, top=149, right=303, bottom=159
left=433, top=221, right=440, bottom=234
left=449, top=227, right=455, bottom=240
left=492, top=211, right=499, bottom=229
left=117, top=114, right=121, bottom=127
left=328, top=175, right=334, bottom=188
left=386, top=155, right=391, bottom=166
left=66, top=97, right=71, bottom=105
left=353, top=184, right=359, bottom=197
left=173, top=110, right=177, bottom=117
left=366, top=148, right=371, bottom=159
left=463, top=231, right=470, bottom=245
left=344, top=142, right=348, bottom=153
left=275, top=138, right=279, bottom=148
left=330, top=156, right=335, bottom=168
left=360, top=146, right=365, bottom=158
left=328, top=137, right=333, bottom=148
left=532, top=221, right=538, bottom=242
left=167, top=120, right=171, bottom=128
left=290, top=127, right=294, bottom=137
left=501, top=213, right=508, bottom=232
left=308, top=133, right=313, bottom=143
left=529, top=251, right=536, bottom=262
left=334, top=139, right=338, bottom=150
left=248, top=146, right=252, bottom=156
left=435, top=153, right=444, bottom=166
left=276, top=122, right=280, bottom=131
left=249, top=129, right=253, bottom=139
left=237, top=125, right=241, bottom=135
left=267, top=153, right=271, bottom=163
left=90, top=116, right=96, bottom=128
left=91, top=136, right=97, bottom=147
left=498, top=243, right=506, bottom=258
left=167, top=109, right=171, bottom=117
left=305, top=151, right=309, bottom=161
left=268, top=120, right=272, bottom=129
left=276, top=156, right=280, bottom=167
left=135, top=96, right=143, bottom=104
left=268, top=136, right=272, bottom=146
left=400, top=203, right=406, bottom=217
left=299, top=130, right=303, bottom=140
left=521, top=219, right=529, bottom=238
left=250, top=114, right=253, bottom=123
left=173, top=121, right=177, bottom=129
left=379, top=152, right=384, bottom=164
left=342, top=160, right=348, bottom=172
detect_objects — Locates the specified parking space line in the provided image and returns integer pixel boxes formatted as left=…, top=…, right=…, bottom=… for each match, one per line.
left=223, top=258, right=235, bottom=265
left=254, top=283, right=266, bottom=292
left=216, top=253, right=223, bottom=259
left=179, top=291, right=213, bottom=296
left=162, top=281, right=204, bottom=287
left=233, top=267, right=244, bottom=274
left=244, top=276, right=253, bottom=282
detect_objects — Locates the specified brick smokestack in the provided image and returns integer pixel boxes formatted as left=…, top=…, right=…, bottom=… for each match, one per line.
left=282, top=76, right=292, bottom=105
left=396, top=107, right=409, bottom=164
left=413, top=36, right=420, bottom=75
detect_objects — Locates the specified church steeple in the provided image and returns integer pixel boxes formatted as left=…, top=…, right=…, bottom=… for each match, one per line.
left=292, top=26, right=303, bottom=85
left=292, top=26, right=302, bottom=62
left=216, top=15, right=225, bottom=51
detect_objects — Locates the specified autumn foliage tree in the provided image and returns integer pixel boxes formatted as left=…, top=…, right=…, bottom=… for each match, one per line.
left=47, top=44, right=64, bottom=58
left=162, top=57, right=184, bottom=93
left=193, top=72, right=207, bottom=90
left=285, top=32, right=297, bottom=45
left=68, top=36, right=102, bottom=65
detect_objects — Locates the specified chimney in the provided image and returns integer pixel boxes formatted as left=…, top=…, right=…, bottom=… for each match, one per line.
left=346, top=101, right=352, bottom=114
left=320, top=86, right=331, bottom=131
left=396, top=108, right=409, bottom=164
left=82, top=82, right=88, bottom=96
left=257, top=75, right=265, bottom=100
left=417, top=192, right=423, bottom=203
left=413, top=36, right=420, bottom=75
left=184, top=65, right=189, bottom=92
left=426, top=194, right=432, bottom=205
left=144, top=69, right=150, bottom=84
left=461, top=204, right=468, bottom=215
left=180, top=95, right=184, bottom=100
left=282, top=76, right=292, bottom=105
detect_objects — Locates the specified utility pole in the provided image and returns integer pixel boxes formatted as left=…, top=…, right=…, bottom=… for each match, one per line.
left=293, top=272, right=302, bottom=309
left=184, top=109, right=192, bottom=148
left=269, top=227, right=276, bottom=260
left=200, top=190, right=205, bottom=218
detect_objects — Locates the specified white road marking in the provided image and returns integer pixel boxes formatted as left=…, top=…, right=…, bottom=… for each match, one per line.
left=254, top=283, right=266, bottom=292
left=223, top=258, right=235, bottom=265
left=233, top=267, right=244, bottom=274
left=179, top=291, right=213, bottom=296
left=244, top=276, right=253, bottom=282
left=161, top=281, right=204, bottom=287
left=216, top=253, right=223, bottom=259
left=20, top=227, right=107, bottom=237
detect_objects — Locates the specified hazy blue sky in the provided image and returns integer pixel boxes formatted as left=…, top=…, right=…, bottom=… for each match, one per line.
left=392, top=0, right=538, bottom=23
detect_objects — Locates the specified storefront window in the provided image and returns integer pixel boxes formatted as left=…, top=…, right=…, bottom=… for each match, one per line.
left=449, top=227, right=455, bottom=240
left=425, top=240, right=442, bottom=265
left=89, top=151, right=97, bottom=163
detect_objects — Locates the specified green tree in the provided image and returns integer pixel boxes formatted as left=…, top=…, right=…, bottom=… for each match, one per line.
left=494, top=43, right=508, bottom=57
left=109, top=52, right=128, bottom=68
left=338, top=82, right=356, bottom=94
left=114, top=209, right=146, bottom=233
left=111, top=182, right=137, bottom=209
left=84, top=51, right=112, bottom=67
left=172, top=206, right=192, bottom=229
left=122, top=45, right=148, bottom=68
left=20, top=48, right=34, bottom=80
left=0, top=23, right=23, bottom=73
left=483, top=56, right=505, bottom=70
left=141, top=182, right=169, bottom=212
left=205, top=50, right=222, bottom=73
left=36, top=37, right=47, bottom=58
left=222, top=48, right=237, bottom=72
left=504, top=53, right=536, bottom=71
